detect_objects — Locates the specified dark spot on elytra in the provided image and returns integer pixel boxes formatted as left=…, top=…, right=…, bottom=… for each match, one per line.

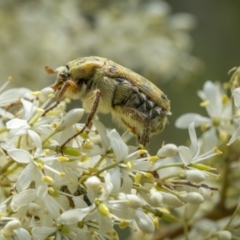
left=161, top=94, right=168, bottom=100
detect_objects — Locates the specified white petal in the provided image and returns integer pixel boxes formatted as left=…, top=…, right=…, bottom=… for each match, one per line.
left=16, top=163, right=34, bottom=191
left=233, top=88, right=240, bottom=107
left=11, top=189, right=37, bottom=211
left=120, top=169, right=132, bottom=193
left=0, top=108, right=14, bottom=119
left=57, top=108, right=85, bottom=131
left=110, top=167, right=121, bottom=194
left=134, top=209, right=155, bottom=234
left=188, top=122, right=199, bottom=157
left=13, top=228, right=31, bottom=240
left=27, top=130, right=42, bottom=152
left=7, top=148, right=33, bottom=163
left=0, top=88, right=32, bottom=106
left=108, top=129, right=128, bottom=162
left=21, top=98, right=38, bottom=121
left=43, top=195, right=61, bottom=219
left=92, top=119, right=110, bottom=151
left=203, top=81, right=222, bottom=117
left=58, top=205, right=95, bottom=224
left=98, top=215, right=114, bottom=236
left=178, top=146, right=191, bottom=165
left=175, top=113, right=210, bottom=128
left=32, top=227, right=56, bottom=238
left=227, top=120, right=240, bottom=145
left=6, top=118, right=29, bottom=129
left=201, top=128, right=218, bottom=152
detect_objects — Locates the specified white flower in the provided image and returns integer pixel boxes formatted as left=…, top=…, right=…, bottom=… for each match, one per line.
left=0, top=80, right=32, bottom=119
left=179, top=192, right=204, bottom=204
left=216, top=230, right=232, bottom=240
left=157, top=144, right=178, bottom=158
left=178, top=122, right=217, bottom=165
left=6, top=98, right=43, bottom=152
left=176, top=81, right=232, bottom=150
left=185, top=169, right=205, bottom=183
left=227, top=118, right=240, bottom=145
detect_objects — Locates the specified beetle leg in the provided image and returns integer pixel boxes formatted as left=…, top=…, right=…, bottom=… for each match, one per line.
left=138, top=119, right=150, bottom=148
left=42, top=81, right=71, bottom=116
left=59, top=89, right=101, bottom=154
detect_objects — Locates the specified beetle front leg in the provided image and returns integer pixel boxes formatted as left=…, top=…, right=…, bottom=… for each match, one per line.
left=42, top=81, right=71, bottom=116
left=59, top=89, right=101, bottom=154
left=138, top=120, right=150, bottom=148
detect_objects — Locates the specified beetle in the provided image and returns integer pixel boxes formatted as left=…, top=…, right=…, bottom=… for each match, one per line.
left=44, top=56, right=171, bottom=151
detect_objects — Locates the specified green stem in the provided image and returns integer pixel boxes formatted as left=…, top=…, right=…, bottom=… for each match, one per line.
left=0, top=127, right=7, bottom=134
left=95, top=162, right=119, bottom=176
left=0, top=159, right=15, bottom=175
left=224, top=203, right=240, bottom=229
left=155, top=162, right=184, bottom=171
left=42, top=129, right=58, bottom=145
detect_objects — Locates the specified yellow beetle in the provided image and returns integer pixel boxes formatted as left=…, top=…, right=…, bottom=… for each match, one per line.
left=45, top=56, right=171, bottom=149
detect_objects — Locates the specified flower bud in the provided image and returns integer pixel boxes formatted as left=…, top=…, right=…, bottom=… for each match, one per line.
left=56, top=109, right=84, bottom=131
left=39, top=87, right=54, bottom=102
left=150, top=190, right=163, bottom=207
left=126, top=194, right=144, bottom=209
left=2, top=219, right=21, bottom=236
left=216, top=230, right=232, bottom=240
left=135, top=209, right=155, bottom=234
left=161, top=192, right=184, bottom=208
left=179, top=192, right=204, bottom=204
left=157, top=144, right=178, bottom=158
left=85, top=176, right=101, bottom=190
left=186, top=170, right=205, bottom=183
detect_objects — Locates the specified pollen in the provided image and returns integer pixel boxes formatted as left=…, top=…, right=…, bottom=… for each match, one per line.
left=144, top=172, right=154, bottom=179
left=134, top=172, right=142, bottom=184
left=148, top=155, right=159, bottom=162
left=200, top=100, right=210, bottom=107
left=58, top=156, right=69, bottom=162
left=37, top=163, right=43, bottom=169
left=8, top=76, right=13, bottom=82
left=213, top=147, right=222, bottom=155
left=119, top=219, right=130, bottom=228
left=219, top=131, right=228, bottom=141
left=68, top=178, right=74, bottom=184
left=65, top=97, right=71, bottom=103
left=48, top=93, right=55, bottom=98
left=200, top=123, right=207, bottom=132
left=126, top=161, right=133, bottom=169
left=59, top=172, right=65, bottom=177
left=31, top=91, right=41, bottom=96
left=222, top=94, right=229, bottom=104
left=42, top=176, right=54, bottom=183
left=138, top=149, right=148, bottom=155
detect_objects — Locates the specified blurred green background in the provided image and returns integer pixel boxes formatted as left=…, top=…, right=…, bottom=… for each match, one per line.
left=1, top=0, right=240, bottom=153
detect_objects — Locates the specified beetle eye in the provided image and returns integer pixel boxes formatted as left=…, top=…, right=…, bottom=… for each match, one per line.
left=59, top=71, right=69, bottom=80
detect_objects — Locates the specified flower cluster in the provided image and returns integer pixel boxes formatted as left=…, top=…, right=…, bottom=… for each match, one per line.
left=0, top=0, right=200, bottom=90
left=0, top=77, right=225, bottom=240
